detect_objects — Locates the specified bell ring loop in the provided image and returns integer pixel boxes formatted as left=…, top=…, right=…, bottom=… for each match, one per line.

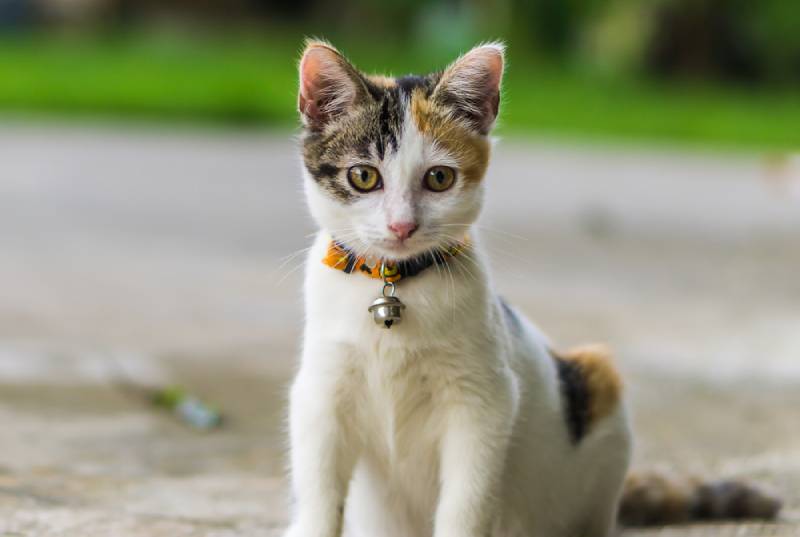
left=382, top=281, right=396, bottom=298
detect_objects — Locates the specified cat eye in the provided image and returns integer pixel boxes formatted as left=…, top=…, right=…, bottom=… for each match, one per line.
left=347, top=165, right=382, bottom=193
left=423, top=166, right=456, bottom=192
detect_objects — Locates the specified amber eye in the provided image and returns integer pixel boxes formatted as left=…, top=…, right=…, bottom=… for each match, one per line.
left=423, top=166, right=456, bottom=192
left=347, top=165, right=382, bottom=193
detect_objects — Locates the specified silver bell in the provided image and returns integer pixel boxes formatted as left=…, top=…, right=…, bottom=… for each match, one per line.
left=368, top=295, right=406, bottom=329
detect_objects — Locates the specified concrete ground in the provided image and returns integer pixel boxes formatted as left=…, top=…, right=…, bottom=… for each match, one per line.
left=0, top=123, right=798, bottom=536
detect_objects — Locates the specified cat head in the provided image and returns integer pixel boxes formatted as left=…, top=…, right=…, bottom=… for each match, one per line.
left=298, top=40, right=503, bottom=261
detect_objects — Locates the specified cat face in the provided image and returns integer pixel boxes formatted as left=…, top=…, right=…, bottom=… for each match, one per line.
left=298, top=41, right=503, bottom=261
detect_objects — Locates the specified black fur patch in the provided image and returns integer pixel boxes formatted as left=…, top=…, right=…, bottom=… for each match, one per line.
left=315, top=163, right=339, bottom=178
left=553, top=355, right=591, bottom=444
left=396, top=75, right=427, bottom=94
left=304, top=153, right=353, bottom=203
left=691, top=480, right=776, bottom=520
left=375, top=96, right=394, bottom=160
left=397, top=73, right=440, bottom=97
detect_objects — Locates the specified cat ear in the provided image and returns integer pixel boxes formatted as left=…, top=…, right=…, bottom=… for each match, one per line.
left=298, top=40, right=369, bottom=129
left=433, top=43, right=505, bottom=134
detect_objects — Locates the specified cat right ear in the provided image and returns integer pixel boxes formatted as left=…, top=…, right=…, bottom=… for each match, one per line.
left=433, top=42, right=505, bottom=135
left=298, top=40, right=368, bottom=129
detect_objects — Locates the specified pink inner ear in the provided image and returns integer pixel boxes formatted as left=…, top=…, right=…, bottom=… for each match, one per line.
left=297, top=46, right=335, bottom=121
left=482, top=50, right=504, bottom=92
left=464, top=47, right=504, bottom=100
left=299, top=48, right=326, bottom=120
left=485, top=52, right=503, bottom=119
left=480, top=51, right=503, bottom=121
left=300, top=48, right=325, bottom=97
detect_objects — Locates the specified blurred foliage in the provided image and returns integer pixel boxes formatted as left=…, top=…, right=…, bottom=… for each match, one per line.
left=1, top=30, right=798, bottom=149
left=641, top=0, right=800, bottom=83
left=0, top=0, right=798, bottom=148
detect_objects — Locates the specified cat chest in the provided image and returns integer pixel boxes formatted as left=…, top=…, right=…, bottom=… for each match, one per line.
left=351, top=350, right=447, bottom=464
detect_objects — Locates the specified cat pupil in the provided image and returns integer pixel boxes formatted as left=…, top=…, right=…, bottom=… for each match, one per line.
left=361, top=170, right=368, bottom=181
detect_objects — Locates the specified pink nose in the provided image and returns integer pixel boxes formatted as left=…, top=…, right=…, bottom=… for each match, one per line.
left=388, top=221, right=418, bottom=241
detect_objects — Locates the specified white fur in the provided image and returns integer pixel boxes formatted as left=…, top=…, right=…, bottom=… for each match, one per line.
left=286, top=89, right=632, bottom=537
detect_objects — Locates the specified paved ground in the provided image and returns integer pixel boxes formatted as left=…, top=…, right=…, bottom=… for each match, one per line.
left=0, top=123, right=799, bottom=536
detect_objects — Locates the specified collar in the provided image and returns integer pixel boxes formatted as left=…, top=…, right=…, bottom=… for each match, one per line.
left=322, top=238, right=469, bottom=283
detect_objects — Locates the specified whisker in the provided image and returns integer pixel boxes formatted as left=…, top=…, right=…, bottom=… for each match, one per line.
left=275, top=246, right=313, bottom=269
left=447, top=250, right=479, bottom=284
left=437, top=247, right=457, bottom=323
left=438, top=222, right=528, bottom=242
left=275, top=257, right=308, bottom=286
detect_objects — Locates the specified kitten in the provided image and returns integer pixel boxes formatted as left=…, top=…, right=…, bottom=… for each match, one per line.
left=285, top=40, right=781, bottom=537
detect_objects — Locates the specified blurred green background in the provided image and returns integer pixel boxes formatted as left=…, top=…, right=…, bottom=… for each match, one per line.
left=1, top=0, right=799, bottom=149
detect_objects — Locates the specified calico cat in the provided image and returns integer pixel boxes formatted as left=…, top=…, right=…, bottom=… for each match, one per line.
left=285, top=40, right=781, bottom=537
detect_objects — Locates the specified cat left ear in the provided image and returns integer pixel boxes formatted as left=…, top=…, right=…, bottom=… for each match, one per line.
left=298, top=40, right=370, bottom=129
left=433, top=43, right=505, bottom=135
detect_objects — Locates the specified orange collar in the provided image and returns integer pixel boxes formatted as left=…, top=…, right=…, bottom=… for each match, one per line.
left=322, top=239, right=468, bottom=283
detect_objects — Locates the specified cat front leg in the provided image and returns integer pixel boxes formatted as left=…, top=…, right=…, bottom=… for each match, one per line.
left=433, top=376, right=516, bottom=537
left=285, top=345, right=356, bottom=537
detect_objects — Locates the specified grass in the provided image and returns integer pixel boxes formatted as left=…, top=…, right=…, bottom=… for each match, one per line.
left=1, top=31, right=799, bottom=150
left=0, top=32, right=296, bottom=125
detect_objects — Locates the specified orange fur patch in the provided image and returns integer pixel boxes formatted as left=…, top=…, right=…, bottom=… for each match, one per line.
left=555, top=344, right=623, bottom=423
left=409, top=89, right=490, bottom=184
left=366, top=75, right=397, bottom=89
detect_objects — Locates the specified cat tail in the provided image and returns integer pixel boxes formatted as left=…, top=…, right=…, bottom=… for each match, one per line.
left=618, top=469, right=782, bottom=527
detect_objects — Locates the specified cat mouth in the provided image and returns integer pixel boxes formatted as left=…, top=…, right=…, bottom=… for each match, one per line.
left=380, top=239, right=414, bottom=254
left=373, top=238, right=430, bottom=260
